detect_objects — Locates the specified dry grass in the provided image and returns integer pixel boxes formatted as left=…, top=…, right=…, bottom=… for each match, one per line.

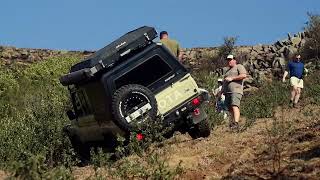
left=69, top=104, right=320, bottom=179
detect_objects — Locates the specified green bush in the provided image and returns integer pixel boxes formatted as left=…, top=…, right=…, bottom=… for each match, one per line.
left=192, top=70, right=217, bottom=92
left=89, top=117, right=184, bottom=179
left=10, top=153, right=72, bottom=180
left=304, top=70, right=320, bottom=105
left=0, top=55, right=81, bottom=177
left=192, top=71, right=224, bottom=127
left=241, top=81, right=289, bottom=122
left=217, top=37, right=237, bottom=59
left=193, top=36, right=237, bottom=73
left=301, top=13, right=320, bottom=62
left=109, top=150, right=183, bottom=180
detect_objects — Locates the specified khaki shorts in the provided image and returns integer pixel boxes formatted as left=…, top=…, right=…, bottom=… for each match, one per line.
left=225, top=93, right=243, bottom=108
left=290, top=77, right=303, bottom=88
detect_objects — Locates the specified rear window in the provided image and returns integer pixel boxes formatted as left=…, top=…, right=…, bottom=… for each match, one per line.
left=115, top=55, right=172, bottom=88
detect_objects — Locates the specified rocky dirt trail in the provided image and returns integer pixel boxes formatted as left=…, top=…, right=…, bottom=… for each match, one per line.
left=167, top=105, right=320, bottom=179
left=2, top=105, right=319, bottom=180
left=71, top=104, right=320, bottom=179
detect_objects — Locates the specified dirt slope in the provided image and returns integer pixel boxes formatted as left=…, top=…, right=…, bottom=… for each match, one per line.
left=167, top=105, right=320, bottom=179
left=2, top=105, right=318, bottom=180
left=71, top=104, right=320, bottom=179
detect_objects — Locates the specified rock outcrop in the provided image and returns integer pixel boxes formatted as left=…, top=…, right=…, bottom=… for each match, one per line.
left=0, top=31, right=313, bottom=88
left=0, top=46, right=92, bottom=65
left=182, top=31, right=311, bottom=87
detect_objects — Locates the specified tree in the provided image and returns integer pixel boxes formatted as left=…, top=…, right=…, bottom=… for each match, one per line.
left=302, top=13, right=320, bottom=62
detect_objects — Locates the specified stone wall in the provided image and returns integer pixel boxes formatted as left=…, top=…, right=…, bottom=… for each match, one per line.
left=181, top=31, right=312, bottom=87
left=184, top=31, right=308, bottom=68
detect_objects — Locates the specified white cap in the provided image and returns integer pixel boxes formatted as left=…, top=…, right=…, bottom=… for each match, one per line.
left=217, top=78, right=223, bottom=82
left=227, top=54, right=234, bottom=59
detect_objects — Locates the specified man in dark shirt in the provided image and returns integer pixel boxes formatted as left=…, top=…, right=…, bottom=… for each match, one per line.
left=282, top=54, right=305, bottom=108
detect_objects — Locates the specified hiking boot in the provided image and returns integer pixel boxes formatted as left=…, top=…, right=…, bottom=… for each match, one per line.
left=289, top=100, right=294, bottom=108
left=293, top=103, right=299, bottom=108
left=229, top=121, right=235, bottom=129
left=230, top=122, right=240, bottom=132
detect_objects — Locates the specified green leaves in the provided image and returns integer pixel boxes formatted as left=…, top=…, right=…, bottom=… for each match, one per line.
left=0, top=55, right=80, bottom=174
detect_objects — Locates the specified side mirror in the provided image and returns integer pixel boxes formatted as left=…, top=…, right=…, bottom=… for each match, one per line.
left=66, top=110, right=76, bottom=120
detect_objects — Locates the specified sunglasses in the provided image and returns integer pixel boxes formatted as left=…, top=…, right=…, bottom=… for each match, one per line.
left=227, top=58, right=233, bottom=61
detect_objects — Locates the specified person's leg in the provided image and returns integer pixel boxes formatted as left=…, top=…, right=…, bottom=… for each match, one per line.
left=290, top=86, right=297, bottom=102
left=289, top=77, right=298, bottom=105
left=232, top=105, right=240, bottom=123
left=293, top=79, right=303, bottom=106
left=229, top=108, right=234, bottom=122
left=230, top=93, right=242, bottom=131
left=294, top=87, right=301, bottom=104
left=224, top=94, right=234, bottom=127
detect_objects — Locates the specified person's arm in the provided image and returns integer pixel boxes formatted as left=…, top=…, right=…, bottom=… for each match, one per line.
left=178, top=51, right=183, bottom=61
left=282, top=62, right=290, bottom=82
left=225, top=74, right=247, bottom=82
left=282, top=71, right=288, bottom=82
left=177, top=43, right=183, bottom=61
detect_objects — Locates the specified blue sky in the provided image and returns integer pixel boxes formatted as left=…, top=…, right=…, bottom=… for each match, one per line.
left=0, top=0, right=319, bottom=51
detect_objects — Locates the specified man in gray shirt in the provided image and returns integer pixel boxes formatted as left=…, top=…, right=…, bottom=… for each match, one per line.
left=221, top=54, right=247, bottom=130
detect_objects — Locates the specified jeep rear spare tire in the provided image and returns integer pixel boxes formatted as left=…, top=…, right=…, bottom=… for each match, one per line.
left=111, top=84, right=158, bottom=132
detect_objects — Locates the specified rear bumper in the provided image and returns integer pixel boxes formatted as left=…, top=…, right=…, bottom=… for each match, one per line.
left=162, top=90, right=210, bottom=126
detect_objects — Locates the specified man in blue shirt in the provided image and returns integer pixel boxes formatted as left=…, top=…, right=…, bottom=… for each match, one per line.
left=282, top=54, right=305, bottom=108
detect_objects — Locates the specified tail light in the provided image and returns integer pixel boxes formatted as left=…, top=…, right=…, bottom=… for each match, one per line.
left=192, top=97, right=201, bottom=106
left=136, top=133, right=144, bottom=141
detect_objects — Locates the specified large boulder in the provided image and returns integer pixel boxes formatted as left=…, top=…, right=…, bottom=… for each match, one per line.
left=284, top=46, right=297, bottom=58
left=272, top=57, right=286, bottom=69
left=291, top=37, right=302, bottom=48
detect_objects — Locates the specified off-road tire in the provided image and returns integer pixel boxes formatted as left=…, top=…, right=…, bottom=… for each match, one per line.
left=111, top=84, right=158, bottom=132
left=69, top=136, right=90, bottom=166
left=188, top=119, right=211, bottom=139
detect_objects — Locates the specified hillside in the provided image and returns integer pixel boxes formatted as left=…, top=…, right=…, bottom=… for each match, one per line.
left=0, top=54, right=319, bottom=179
left=0, top=17, right=320, bottom=179
left=1, top=96, right=319, bottom=179
left=71, top=104, right=320, bottom=179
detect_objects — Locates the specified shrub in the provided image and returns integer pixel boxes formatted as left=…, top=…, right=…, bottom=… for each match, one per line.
left=241, top=81, right=289, bottom=124
left=217, top=37, right=237, bottom=59
left=264, top=117, right=293, bottom=177
left=194, top=36, right=237, bottom=72
left=304, top=70, right=320, bottom=105
left=301, top=13, right=320, bottom=63
left=110, top=150, right=183, bottom=180
left=192, top=71, right=225, bottom=127
left=89, top=117, right=184, bottom=179
left=112, top=115, right=175, bottom=159
left=10, top=153, right=72, bottom=180
left=0, top=55, right=81, bottom=174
